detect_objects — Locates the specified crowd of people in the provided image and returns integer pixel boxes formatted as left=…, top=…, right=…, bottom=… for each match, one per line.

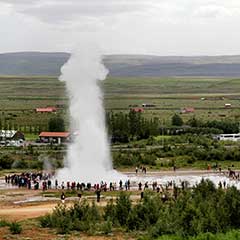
left=4, top=171, right=191, bottom=193
left=4, top=172, right=53, bottom=190
left=3, top=168, right=238, bottom=198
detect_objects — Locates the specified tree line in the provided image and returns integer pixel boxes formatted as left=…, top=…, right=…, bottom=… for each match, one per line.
left=107, top=111, right=239, bottom=143
left=106, top=110, right=159, bottom=143
left=0, top=116, right=65, bottom=134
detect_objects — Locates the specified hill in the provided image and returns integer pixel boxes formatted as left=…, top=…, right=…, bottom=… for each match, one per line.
left=0, top=52, right=70, bottom=76
left=1, top=52, right=240, bottom=77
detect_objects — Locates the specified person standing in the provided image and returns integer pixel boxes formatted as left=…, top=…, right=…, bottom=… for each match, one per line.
left=127, top=179, right=130, bottom=190
left=125, top=181, right=128, bottom=191
left=55, top=179, right=58, bottom=189
left=138, top=182, right=142, bottom=191
left=96, top=189, right=101, bottom=202
left=61, top=192, right=66, bottom=204
left=140, top=191, right=144, bottom=200
left=119, top=180, right=123, bottom=190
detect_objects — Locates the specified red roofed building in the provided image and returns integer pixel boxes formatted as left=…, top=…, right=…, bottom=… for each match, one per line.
left=36, top=107, right=57, bottom=113
left=39, top=132, right=70, bottom=144
left=131, top=108, right=144, bottom=113
left=181, top=107, right=195, bottom=114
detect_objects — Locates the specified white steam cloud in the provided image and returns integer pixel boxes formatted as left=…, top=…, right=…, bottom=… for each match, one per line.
left=56, top=41, right=121, bottom=183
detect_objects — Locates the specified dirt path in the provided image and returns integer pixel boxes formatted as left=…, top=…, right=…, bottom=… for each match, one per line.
left=0, top=203, right=57, bottom=221
left=0, top=199, right=115, bottom=221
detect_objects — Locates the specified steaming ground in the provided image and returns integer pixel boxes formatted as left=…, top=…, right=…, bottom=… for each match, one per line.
left=56, top=42, right=125, bottom=183
left=55, top=171, right=239, bottom=190
left=1, top=172, right=238, bottom=190
left=126, top=172, right=237, bottom=189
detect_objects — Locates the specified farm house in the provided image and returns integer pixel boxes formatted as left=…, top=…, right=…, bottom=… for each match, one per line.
left=181, top=107, right=195, bottom=114
left=224, top=103, right=232, bottom=108
left=0, top=130, right=25, bottom=141
left=39, top=132, right=70, bottom=144
left=36, top=107, right=57, bottom=113
left=131, top=108, right=144, bottom=113
left=142, top=103, right=155, bottom=107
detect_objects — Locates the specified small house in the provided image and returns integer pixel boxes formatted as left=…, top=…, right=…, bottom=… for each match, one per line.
left=0, top=130, right=25, bottom=142
left=224, top=103, right=232, bottom=108
left=181, top=107, right=195, bottom=114
left=142, top=103, right=155, bottom=108
left=36, top=107, right=57, bottom=113
left=131, top=108, right=144, bottom=113
left=39, top=132, right=70, bottom=144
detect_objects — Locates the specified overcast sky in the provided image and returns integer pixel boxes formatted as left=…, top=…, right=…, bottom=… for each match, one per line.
left=0, top=0, right=240, bottom=55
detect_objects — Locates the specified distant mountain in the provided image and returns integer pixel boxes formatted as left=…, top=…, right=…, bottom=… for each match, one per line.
left=1, top=52, right=240, bottom=77
left=0, top=52, right=70, bottom=76
left=105, top=55, right=240, bottom=77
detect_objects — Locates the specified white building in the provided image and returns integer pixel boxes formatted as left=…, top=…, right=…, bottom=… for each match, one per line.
left=0, top=130, right=24, bottom=141
left=216, top=133, right=240, bottom=142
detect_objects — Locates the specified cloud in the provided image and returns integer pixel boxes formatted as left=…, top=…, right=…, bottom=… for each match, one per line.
left=2, top=0, right=240, bottom=26
left=193, top=5, right=236, bottom=18
left=0, top=0, right=240, bottom=55
left=0, top=0, right=153, bottom=24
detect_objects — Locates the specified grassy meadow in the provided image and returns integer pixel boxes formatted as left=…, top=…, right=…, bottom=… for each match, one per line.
left=104, top=77, right=240, bottom=123
left=0, top=75, right=239, bottom=130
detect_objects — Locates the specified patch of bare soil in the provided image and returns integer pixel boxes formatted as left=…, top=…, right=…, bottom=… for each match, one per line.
left=0, top=225, right=135, bottom=240
left=0, top=203, right=57, bottom=221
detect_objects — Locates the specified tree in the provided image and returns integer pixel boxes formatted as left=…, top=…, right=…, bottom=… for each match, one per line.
left=115, top=192, right=132, bottom=225
left=172, top=114, right=183, bottom=126
left=48, top=117, right=65, bottom=132
left=129, top=110, right=142, bottom=139
left=0, top=155, right=14, bottom=169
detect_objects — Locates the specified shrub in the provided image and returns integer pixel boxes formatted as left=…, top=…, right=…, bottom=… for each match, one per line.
left=115, top=192, right=132, bottom=226
left=127, top=191, right=163, bottom=231
left=104, top=199, right=116, bottom=223
left=0, top=219, right=9, bottom=227
left=0, top=155, right=14, bottom=169
left=39, top=214, right=52, bottom=228
left=9, top=222, right=22, bottom=234
left=172, top=114, right=183, bottom=126
left=40, top=200, right=101, bottom=234
left=101, top=217, right=113, bottom=235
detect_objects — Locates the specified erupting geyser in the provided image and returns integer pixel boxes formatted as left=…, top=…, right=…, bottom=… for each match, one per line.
left=56, top=43, right=121, bottom=182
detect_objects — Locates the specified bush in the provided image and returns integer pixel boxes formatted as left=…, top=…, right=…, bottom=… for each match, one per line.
left=127, top=191, right=163, bottom=231
left=12, top=159, right=28, bottom=169
left=39, top=214, right=52, bottom=228
left=0, top=155, right=14, bottom=169
left=9, top=222, right=22, bottom=234
left=153, top=230, right=240, bottom=240
left=104, top=199, right=116, bottom=223
left=115, top=192, right=132, bottom=226
left=101, top=217, right=113, bottom=235
left=172, top=114, right=183, bottom=126
left=48, top=117, right=65, bottom=132
left=0, top=219, right=9, bottom=227
left=40, top=201, right=101, bottom=234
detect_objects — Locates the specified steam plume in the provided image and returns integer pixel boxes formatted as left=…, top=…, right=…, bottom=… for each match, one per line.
left=57, top=42, right=119, bottom=183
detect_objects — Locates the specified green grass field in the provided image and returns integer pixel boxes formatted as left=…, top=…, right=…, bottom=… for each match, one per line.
left=103, top=77, right=240, bottom=122
left=0, top=76, right=239, bottom=129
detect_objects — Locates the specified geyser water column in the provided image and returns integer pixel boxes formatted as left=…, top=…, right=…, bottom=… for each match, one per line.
left=57, top=44, right=119, bottom=183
